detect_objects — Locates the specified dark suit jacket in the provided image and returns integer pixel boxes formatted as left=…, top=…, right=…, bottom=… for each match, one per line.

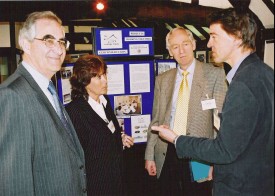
left=66, top=96, right=125, bottom=196
left=176, top=53, right=274, bottom=195
left=0, top=64, right=86, bottom=196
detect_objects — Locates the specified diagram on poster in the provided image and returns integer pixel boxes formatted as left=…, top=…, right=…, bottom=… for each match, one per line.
left=131, top=115, right=151, bottom=143
left=100, top=30, right=123, bottom=49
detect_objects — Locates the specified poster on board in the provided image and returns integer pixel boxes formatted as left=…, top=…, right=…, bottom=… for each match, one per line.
left=93, top=28, right=154, bottom=57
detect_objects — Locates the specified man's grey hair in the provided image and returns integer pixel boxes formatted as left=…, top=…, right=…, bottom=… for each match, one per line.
left=166, top=27, right=196, bottom=50
left=19, top=11, right=63, bottom=48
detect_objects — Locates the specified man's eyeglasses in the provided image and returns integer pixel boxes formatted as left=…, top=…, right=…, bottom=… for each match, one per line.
left=34, top=35, right=70, bottom=50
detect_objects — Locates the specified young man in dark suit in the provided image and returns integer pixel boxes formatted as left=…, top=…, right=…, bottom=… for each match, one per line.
left=152, top=8, right=274, bottom=196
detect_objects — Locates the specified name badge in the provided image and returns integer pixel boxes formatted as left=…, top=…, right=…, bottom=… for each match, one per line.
left=201, top=99, right=217, bottom=110
left=108, top=120, right=116, bottom=133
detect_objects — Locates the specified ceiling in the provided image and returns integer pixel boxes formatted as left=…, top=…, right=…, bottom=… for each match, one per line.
left=0, top=0, right=273, bottom=27
left=0, top=0, right=273, bottom=54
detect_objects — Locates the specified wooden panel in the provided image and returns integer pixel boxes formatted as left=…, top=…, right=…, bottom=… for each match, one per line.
left=0, top=22, right=10, bottom=47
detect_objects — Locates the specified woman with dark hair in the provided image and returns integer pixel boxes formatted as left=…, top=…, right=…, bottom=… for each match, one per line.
left=65, top=54, right=134, bottom=196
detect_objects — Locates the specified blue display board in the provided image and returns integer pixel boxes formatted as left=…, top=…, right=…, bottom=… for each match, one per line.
left=93, top=28, right=154, bottom=57
left=106, top=60, right=155, bottom=143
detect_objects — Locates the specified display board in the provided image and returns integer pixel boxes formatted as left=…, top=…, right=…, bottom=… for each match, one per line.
left=106, top=60, right=155, bottom=143
left=56, top=60, right=155, bottom=144
left=93, top=28, right=154, bottom=57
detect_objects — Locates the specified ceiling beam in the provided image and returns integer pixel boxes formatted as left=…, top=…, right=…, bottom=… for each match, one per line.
left=262, top=0, right=274, bottom=14
left=135, top=2, right=219, bottom=26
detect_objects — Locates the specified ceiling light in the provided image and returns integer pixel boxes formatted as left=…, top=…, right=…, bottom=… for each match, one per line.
left=96, top=2, right=105, bottom=11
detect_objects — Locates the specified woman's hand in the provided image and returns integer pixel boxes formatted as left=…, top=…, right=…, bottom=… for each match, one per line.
left=121, top=132, right=134, bottom=148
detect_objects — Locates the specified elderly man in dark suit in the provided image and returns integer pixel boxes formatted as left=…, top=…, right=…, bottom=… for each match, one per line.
left=152, top=8, right=274, bottom=196
left=0, top=11, right=87, bottom=195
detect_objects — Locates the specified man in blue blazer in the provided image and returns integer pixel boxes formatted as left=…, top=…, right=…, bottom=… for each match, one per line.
left=152, top=8, right=274, bottom=196
left=0, top=11, right=87, bottom=195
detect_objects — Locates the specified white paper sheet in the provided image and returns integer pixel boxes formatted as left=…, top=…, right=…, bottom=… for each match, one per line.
left=129, top=63, right=150, bottom=93
left=107, top=64, right=125, bottom=95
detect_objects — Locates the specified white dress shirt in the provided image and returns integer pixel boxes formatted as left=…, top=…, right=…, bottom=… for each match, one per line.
left=22, top=61, right=56, bottom=111
left=88, top=95, right=108, bottom=123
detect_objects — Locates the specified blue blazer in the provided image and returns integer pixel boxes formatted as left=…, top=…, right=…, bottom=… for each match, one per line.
left=176, top=53, right=274, bottom=196
left=0, top=64, right=87, bottom=196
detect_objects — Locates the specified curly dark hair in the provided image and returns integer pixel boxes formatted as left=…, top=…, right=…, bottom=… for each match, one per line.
left=208, top=8, right=257, bottom=51
left=70, top=55, right=107, bottom=101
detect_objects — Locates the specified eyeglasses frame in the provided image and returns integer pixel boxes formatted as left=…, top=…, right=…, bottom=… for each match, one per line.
left=34, top=36, right=70, bottom=50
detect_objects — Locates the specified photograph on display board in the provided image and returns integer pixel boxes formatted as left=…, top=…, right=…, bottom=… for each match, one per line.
left=195, top=51, right=206, bottom=63
left=157, top=61, right=177, bottom=75
left=60, top=66, right=73, bottom=104
left=114, top=95, right=142, bottom=117
left=131, top=114, right=151, bottom=143
left=117, top=118, right=125, bottom=132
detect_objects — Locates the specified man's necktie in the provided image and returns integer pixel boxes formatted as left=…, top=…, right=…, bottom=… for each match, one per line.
left=48, top=81, right=76, bottom=145
left=173, top=71, right=190, bottom=135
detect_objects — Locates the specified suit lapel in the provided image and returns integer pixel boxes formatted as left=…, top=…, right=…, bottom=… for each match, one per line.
left=163, top=69, right=177, bottom=125
left=77, top=98, right=112, bottom=134
left=17, top=65, right=84, bottom=159
left=187, top=61, right=205, bottom=131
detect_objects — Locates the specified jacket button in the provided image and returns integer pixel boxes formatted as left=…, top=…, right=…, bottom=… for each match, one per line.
left=163, top=153, right=166, bottom=156
left=79, top=165, right=84, bottom=170
left=82, top=188, right=87, bottom=193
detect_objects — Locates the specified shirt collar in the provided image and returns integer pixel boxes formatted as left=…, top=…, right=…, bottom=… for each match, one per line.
left=177, top=58, right=196, bottom=76
left=88, top=95, right=107, bottom=107
left=22, top=61, right=50, bottom=90
left=226, top=54, right=250, bottom=84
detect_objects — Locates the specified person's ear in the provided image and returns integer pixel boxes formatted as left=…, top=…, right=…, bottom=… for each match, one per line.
left=234, top=38, right=242, bottom=48
left=19, top=38, right=31, bottom=55
left=192, top=40, right=196, bottom=51
left=168, top=49, right=173, bottom=58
